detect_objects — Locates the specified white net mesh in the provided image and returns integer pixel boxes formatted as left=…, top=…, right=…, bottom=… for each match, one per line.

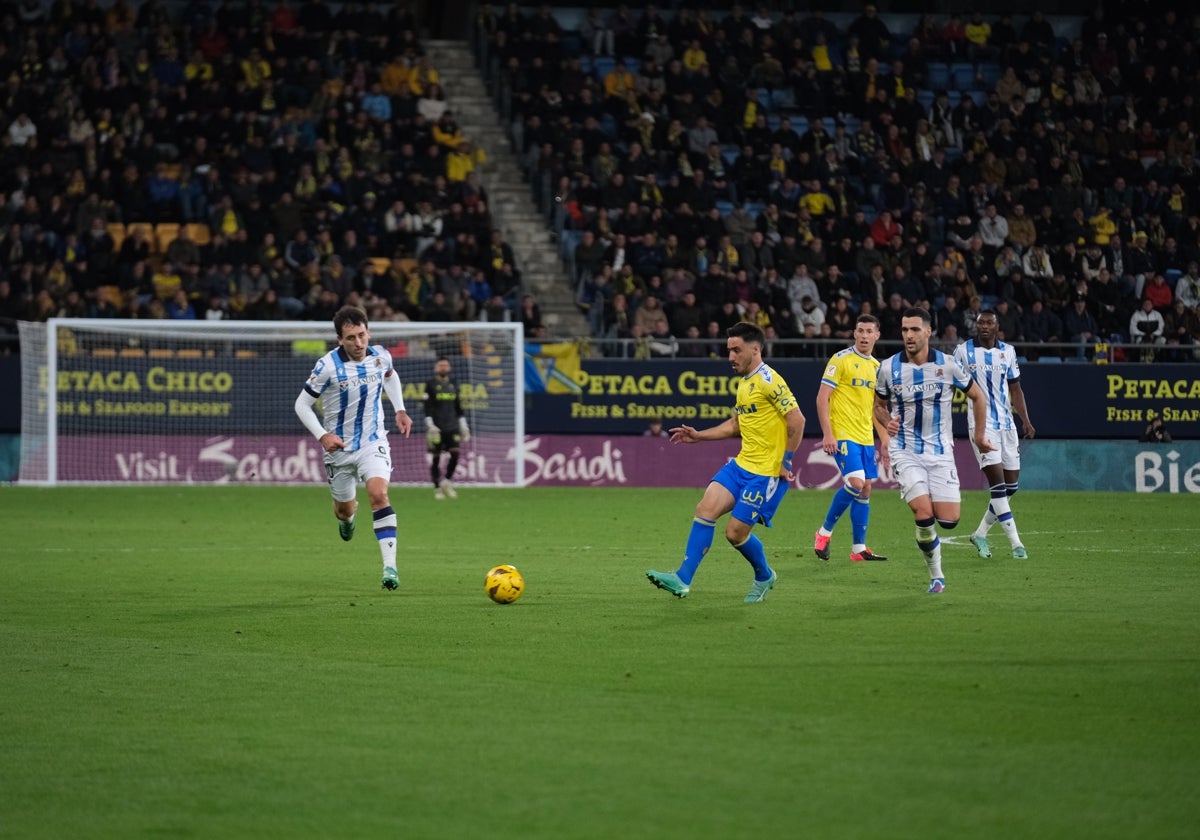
left=18, top=319, right=525, bottom=486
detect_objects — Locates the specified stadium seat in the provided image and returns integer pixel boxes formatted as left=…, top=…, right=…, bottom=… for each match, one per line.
left=917, top=90, right=934, bottom=110
left=790, top=116, right=809, bottom=136
left=979, top=63, right=1002, bottom=89
left=592, top=56, right=615, bottom=81
left=715, top=200, right=735, bottom=216
left=965, top=90, right=987, bottom=107
left=743, top=201, right=765, bottom=218
left=623, top=58, right=640, bottom=75
left=96, top=285, right=123, bottom=309
left=155, top=223, right=181, bottom=254
left=1164, top=269, right=1182, bottom=290
left=840, top=116, right=860, bottom=134
left=720, top=144, right=739, bottom=165
left=766, top=113, right=781, bottom=131
left=184, top=223, right=211, bottom=245
left=369, top=256, right=391, bottom=275
left=1038, top=356, right=1062, bottom=363
left=126, top=222, right=155, bottom=250
left=107, top=223, right=126, bottom=252
left=950, top=63, right=976, bottom=91
left=770, top=88, right=795, bottom=111
left=926, top=62, right=950, bottom=91
left=947, top=90, right=963, bottom=107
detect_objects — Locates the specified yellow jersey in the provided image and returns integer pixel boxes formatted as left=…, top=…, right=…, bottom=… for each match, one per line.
left=734, top=363, right=798, bottom=476
left=821, top=348, right=879, bottom=445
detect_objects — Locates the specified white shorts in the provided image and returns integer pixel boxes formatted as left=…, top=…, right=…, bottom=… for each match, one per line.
left=324, top=442, right=392, bottom=502
left=969, top=426, right=1021, bottom=471
left=890, top=449, right=961, bottom=504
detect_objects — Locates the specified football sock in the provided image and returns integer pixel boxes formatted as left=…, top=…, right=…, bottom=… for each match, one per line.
left=677, top=516, right=716, bottom=585
left=915, top=517, right=943, bottom=580
left=446, top=452, right=459, bottom=479
left=850, top=497, right=870, bottom=551
left=373, top=506, right=397, bottom=568
left=976, top=483, right=1006, bottom=536
left=989, top=494, right=1021, bottom=547
left=821, top=485, right=856, bottom=533
left=430, top=460, right=441, bottom=487
left=733, top=534, right=772, bottom=581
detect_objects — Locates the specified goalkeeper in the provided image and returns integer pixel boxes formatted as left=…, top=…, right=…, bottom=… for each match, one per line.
left=424, top=356, right=470, bottom=499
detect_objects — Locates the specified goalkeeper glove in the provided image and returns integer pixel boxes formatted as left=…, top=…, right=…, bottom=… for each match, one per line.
left=425, top=417, right=440, bottom=446
left=458, top=418, right=471, bottom=443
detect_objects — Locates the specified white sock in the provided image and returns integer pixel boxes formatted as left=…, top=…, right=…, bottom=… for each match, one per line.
left=373, top=507, right=398, bottom=569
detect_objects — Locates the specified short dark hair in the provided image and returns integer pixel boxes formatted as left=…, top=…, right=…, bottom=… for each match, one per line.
left=334, top=305, right=368, bottom=337
left=902, top=307, right=931, bottom=324
left=727, top=321, right=765, bottom=345
left=856, top=314, right=881, bottom=328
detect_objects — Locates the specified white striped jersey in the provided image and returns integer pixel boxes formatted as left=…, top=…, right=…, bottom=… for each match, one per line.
left=952, top=339, right=1021, bottom=431
left=303, top=344, right=396, bottom=451
left=875, top=349, right=973, bottom=456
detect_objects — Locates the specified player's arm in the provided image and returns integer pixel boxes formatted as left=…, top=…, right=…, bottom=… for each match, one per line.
left=871, top=411, right=892, bottom=474
left=874, top=393, right=898, bottom=437
left=815, top=382, right=838, bottom=454
left=670, top=415, right=740, bottom=443
left=1009, top=380, right=1036, bottom=438
left=294, top=390, right=342, bottom=452
left=383, top=370, right=412, bottom=437
left=781, top=406, right=805, bottom=481
left=963, top=381, right=995, bottom=451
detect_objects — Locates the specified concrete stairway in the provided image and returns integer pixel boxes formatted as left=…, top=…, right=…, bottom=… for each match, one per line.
left=425, top=39, right=588, bottom=338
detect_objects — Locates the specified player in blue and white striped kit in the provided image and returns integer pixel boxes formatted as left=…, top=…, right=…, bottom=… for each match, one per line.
left=953, top=310, right=1036, bottom=560
left=874, top=308, right=993, bottom=594
left=295, top=306, right=413, bottom=590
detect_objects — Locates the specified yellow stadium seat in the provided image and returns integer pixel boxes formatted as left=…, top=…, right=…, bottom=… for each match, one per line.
left=92, top=347, right=117, bottom=358
left=126, top=222, right=156, bottom=251
left=119, top=348, right=146, bottom=358
left=184, top=223, right=212, bottom=245
left=107, top=223, right=126, bottom=252
left=149, top=348, right=176, bottom=359
left=369, top=257, right=391, bottom=274
left=155, top=223, right=181, bottom=254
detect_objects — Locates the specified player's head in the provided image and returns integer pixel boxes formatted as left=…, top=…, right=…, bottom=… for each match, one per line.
left=726, top=321, right=765, bottom=375
left=434, top=356, right=451, bottom=379
left=853, top=314, right=881, bottom=354
left=900, top=307, right=932, bottom=358
left=976, top=309, right=999, bottom=345
left=334, top=305, right=370, bottom=361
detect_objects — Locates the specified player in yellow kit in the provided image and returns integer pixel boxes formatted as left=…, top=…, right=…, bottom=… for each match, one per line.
left=647, top=322, right=806, bottom=602
left=813, top=314, right=891, bottom=562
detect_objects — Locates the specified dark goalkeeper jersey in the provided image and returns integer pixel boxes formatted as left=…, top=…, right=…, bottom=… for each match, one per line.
left=425, top=376, right=463, bottom=432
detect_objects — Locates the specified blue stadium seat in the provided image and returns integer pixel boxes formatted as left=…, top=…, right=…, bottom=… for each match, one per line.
left=593, top=56, right=615, bottom=81
left=841, top=116, right=860, bottom=135
left=720, top=144, right=739, bottom=165
left=965, top=89, right=987, bottom=107
left=926, top=62, right=950, bottom=90
left=767, top=113, right=781, bottom=131
left=790, top=116, right=809, bottom=136
left=770, top=88, right=795, bottom=111
left=1038, top=356, right=1063, bottom=363
left=950, top=63, right=976, bottom=91
left=979, top=63, right=1002, bottom=89
left=1165, top=269, right=1183, bottom=290
left=623, top=58, right=640, bottom=75
left=822, top=117, right=837, bottom=135
left=917, top=90, right=934, bottom=110
left=743, top=201, right=766, bottom=218
left=715, top=200, right=735, bottom=216
left=947, top=90, right=962, bottom=107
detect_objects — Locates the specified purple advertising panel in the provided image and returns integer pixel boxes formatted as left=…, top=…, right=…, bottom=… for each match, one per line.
left=40, top=434, right=989, bottom=490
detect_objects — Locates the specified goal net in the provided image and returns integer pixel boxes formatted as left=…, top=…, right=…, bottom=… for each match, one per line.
left=18, top=319, right=525, bottom=487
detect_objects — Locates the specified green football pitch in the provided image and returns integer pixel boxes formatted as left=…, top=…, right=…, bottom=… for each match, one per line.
left=2, top=486, right=1197, bottom=839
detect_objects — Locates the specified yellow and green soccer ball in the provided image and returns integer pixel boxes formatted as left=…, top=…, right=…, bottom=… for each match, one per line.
left=485, top=564, right=524, bottom=604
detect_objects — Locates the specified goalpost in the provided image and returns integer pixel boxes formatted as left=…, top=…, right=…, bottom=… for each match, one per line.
left=18, top=319, right=525, bottom=487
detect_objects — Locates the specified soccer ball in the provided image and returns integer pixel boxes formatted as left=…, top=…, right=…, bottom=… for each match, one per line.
left=485, top=564, right=524, bottom=604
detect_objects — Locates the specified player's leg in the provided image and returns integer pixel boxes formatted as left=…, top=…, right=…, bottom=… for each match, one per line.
left=441, top=435, right=461, bottom=499
left=846, top=443, right=885, bottom=560
left=430, top=438, right=444, bottom=498
left=728, top=474, right=784, bottom=602
left=969, top=429, right=1002, bottom=557
left=925, top=461, right=963, bottom=593
left=896, top=454, right=946, bottom=592
left=815, top=442, right=855, bottom=558
left=361, top=446, right=399, bottom=590
left=328, top=455, right=359, bottom=541
left=647, top=466, right=736, bottom=597
left=998, top=433, right=1026, bottom=557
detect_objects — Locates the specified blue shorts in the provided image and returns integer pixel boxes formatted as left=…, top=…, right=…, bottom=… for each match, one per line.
left=712, top=460, right=788, bottom=528
left=834, top=440, right=879, bottom=480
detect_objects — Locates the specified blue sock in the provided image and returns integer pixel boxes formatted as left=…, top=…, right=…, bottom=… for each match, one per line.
left=734, top=533, right=772, bottom=581
left=850, top=497, right=870, bottom=546
left=677, top=517, right=716, bottom=584
left=822, top=486, right=856, bottom=532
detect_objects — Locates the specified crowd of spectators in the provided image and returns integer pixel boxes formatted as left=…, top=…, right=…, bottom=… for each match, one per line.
left=484, top=2, right=1200, bottom=360
left=0, top=0, right=540, bottom=352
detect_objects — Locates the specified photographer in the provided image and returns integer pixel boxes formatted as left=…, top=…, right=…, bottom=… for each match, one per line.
left=1140, top=417, right=1172, bottom=443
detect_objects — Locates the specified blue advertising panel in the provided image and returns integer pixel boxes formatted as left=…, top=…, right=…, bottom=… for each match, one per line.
left=525, top=359, right=1200, bottom=439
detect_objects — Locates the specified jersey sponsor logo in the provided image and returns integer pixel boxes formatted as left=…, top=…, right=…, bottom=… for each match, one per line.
left=849, top=377, right=874, bottom=388
left=337, top=372, right=385, bottom=389
left=735, top=404, right=759, bottom=415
